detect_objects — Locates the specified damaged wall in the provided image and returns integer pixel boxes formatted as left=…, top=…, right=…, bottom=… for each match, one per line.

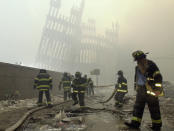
left=0, top=62, right=62, bottom=100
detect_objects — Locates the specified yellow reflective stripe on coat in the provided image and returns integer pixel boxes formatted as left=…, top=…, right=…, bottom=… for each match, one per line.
left=122, top=82, right=127, bottom=86
left=117, top=89, right=127, bottom=93
left=132, top=117, right=142, bottom=122
left=147, top=77, right=154, bottom=81
left=37, top=85, right=50, bottom=88
left=38, top=78, right=51, bottom=81
left=35, top=78, right=39, bottom=80
left=119, top=84, right=122, bottom=88
left=73, top=90, right=78, bottom=93
left=147, top=91, right=164, bottom=97
left=64, top=86, right=71, bottom=88
left=147, top=89, right=164, bottom=97
left=155, top=83, right=162, bottom=87
left=80, top=84, right=87, bottom=87
left=153, top=71, right=160, bottom=78
left=147, top=91, right=156, bottom=96
left=152, top=119, right=162, bottom=124
left=146, top=83, right=164, bottom=97
left=62, top=81, right=71, bottom=83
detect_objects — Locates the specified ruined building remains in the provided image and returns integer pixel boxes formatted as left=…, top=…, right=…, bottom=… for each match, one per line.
left=35, top=0, right=118, bottom=84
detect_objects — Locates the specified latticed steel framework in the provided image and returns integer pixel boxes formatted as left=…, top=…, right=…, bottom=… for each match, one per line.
left=35, top=0, right=118, bottom=84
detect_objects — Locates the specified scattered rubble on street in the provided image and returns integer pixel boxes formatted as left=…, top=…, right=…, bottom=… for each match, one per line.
left=0, top=83, right=174, bottom=131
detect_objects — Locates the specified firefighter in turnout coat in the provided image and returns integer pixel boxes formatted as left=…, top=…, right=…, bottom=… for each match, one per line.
left=72, top=72, right=87, bottom=108
left=115, top=70, right=128, bottom=107
left=34, top=69, right=52, bottom=107
left=59, top=72, right=72, bottom=101
left=125, top=50, right=163, bottom=131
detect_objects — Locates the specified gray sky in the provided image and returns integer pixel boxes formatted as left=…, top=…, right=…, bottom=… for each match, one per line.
left=0, top=0, right=174, bottom=81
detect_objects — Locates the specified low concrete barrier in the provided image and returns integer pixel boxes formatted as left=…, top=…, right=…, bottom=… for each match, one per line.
left=0, top=62, right=62, bottom=100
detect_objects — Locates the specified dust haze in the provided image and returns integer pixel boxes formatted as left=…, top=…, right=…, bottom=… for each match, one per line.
left=0, top=0, right=174, bottom=84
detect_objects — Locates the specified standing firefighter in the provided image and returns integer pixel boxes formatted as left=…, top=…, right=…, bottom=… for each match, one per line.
left=59, top=72, right=72, bottom=101
left=125, top=50, right=163, bottom=131
left=72, top=72, right=87, bottom=109
left=34, top=69, right=52, bottom=107
left=115, top=70, right=128, bottom=107
left=88, top=78, right=94, bottom=96
left=83, top=74, right=89, bottom=96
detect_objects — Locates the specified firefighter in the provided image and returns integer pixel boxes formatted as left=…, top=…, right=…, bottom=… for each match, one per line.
left=125, top=50, right=163, bottom=131
left=83, top=74, right=89, bottom=96
left=72, top=72, right=87, bottom=109
left=59, top=72, right=72, bottom=101
left=70, top=74, right=75, bottom=95
left=34, top=69, right=52, bottom=107
left=115, top=70, right=128, bottom=107
left=88, top=78, right=94, bottom=96
left=71, top=74, right=75, bottom=81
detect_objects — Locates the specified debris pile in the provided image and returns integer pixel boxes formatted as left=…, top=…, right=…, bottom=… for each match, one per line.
left=0, top=96, right=63, bottom=113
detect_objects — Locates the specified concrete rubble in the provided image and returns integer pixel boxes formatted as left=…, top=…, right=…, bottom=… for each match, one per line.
left=0, top=96, right=63, bottom=113
left=0, top=83, right=174, bottom=131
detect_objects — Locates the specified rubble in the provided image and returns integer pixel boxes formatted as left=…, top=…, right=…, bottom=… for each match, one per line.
left=0, top=96, right=64, bottom=113
left=55, top=110, right=67, bottom=122
left=1, top=84, right=174, bottom=131
left=0, top=98, right=37, bottom=113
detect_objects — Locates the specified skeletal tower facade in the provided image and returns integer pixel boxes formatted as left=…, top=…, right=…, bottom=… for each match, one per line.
left=35, top=0, right=118, bottom=84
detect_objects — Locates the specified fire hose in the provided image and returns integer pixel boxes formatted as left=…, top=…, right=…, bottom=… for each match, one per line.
left=99, top=89, right=117, bottom=103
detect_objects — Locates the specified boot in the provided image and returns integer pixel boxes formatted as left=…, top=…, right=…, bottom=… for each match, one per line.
left=124, top=121, right=140, bottom=129
left=117, top=103, right=123, bottom=108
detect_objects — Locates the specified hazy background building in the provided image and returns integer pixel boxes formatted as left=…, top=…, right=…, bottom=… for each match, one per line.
left=35, top=0, right=118, bottom=85
left=0, top=0, right=174, bottom=87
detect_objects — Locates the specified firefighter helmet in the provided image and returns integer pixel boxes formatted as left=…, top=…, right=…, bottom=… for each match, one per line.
left=84, top=74, right=87, bottom=78
left=75, top=71, right=81, bottom=78
left=132, top=50, right=147, bottom=61
left=117, top=70, right=123, bottom=76
left=40, top=69, right=46, bottom=73
left=63, top=72, right=68, bottom=76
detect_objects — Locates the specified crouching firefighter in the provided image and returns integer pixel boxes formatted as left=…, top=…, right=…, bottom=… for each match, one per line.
left=59, top=72, right=72, bottom=101
left=125, top=50, right=164, bottom=131
left=71, top=72, right=87, bottom=109
left=115, top=70, right=128, bottom=107
left=34, top=69, right=53, bottom=107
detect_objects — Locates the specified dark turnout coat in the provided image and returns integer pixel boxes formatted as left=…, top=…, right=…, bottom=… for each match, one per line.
left=34, top=72, right=52, bottom=91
